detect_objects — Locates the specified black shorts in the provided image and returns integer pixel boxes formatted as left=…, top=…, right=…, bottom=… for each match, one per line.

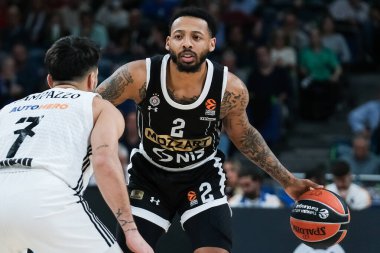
left=126, top=150, right=232, bottom=251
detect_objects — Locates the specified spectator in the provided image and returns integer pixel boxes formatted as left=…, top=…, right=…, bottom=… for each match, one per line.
left=280, top=11, right=309, bottom=51
left=42, top=11, right=70, bottom=49
left=58, top=0, right=90, bottom=31
left=298, top=28, right=342, bottom=120
left=11, top=42, right=42, bottom=95
left=221, top=49, right=249, bottom=83
left=328, top=0, right=371, bottom=63
left=305, top=165, right=327, bottom=186
left=348, top=92, right=380, bottom=153
left=270, top=28, right=297, bottom=70
left=321, top=15, right=352, bottom=64
left=0, top=56, right=23, bottom=108
left=223, top=159, right=242, bottom=201
left=1, top=5, right=27, bottom=50
left=95, top=0, right=129, bottom=40
left=207, top=2, right=226, bottom=51
left=71, top=10, right=109, bottom=49
left=339, top=134, right=380, bottom=175
left=145, top=23, right=167, bottom=56
left=226, top=24, right=253, bottom=67
left=229, top=168, right=283, bottom=208
left=246, top=45, right=293, bottom=146
left=329, top=0, right=370, bottom=24
left=24, top=0, right=48, bottom=46
left=127, top=8, right=151, bottom=55
left=326, top=161, right=372, bottom=210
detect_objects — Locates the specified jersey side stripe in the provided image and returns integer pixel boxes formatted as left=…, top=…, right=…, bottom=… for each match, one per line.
left=77, top=195, right=115, bottom=247
left=82, top=196, right=116, bottom=241
left=73, top=145, right=92, bottom=193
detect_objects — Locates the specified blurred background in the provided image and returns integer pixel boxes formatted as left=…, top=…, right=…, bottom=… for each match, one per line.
left=2, top=0, right=380, bottom=252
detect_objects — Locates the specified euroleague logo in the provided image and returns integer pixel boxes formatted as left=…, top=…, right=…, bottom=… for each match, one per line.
left=318, top=209, right=329, bottom=219
left=205, top=98, right=216, bottom=116
left=205, top=99, right=216, bottom=110
left=187, top=191, right=198, bottom=207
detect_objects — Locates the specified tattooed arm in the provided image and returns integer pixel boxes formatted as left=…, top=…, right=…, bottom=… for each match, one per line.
left=221, top=73, right=320, bottom=199
left=91, top=97, right=153, bottom=252
left=95, top=60, right=147, bottom=105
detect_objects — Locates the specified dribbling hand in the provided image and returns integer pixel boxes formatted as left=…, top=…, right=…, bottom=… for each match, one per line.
left=285, top=178, right=324, bottom=201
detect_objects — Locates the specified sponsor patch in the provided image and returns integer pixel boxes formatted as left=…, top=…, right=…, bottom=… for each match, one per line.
left=130, top=190, right=144, bottom=200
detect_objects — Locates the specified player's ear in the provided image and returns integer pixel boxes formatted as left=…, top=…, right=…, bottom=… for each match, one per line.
left=87, top=69, right=98, bottom=91
left=165, top=36, right=170, bottom=51
left=209, top=37, right=216, bottom=53
left=47, top=74, right=54, bottom=88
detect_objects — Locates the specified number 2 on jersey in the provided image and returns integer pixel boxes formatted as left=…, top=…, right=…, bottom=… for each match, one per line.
left=7, top=116, right=43, bottom=158
left=170, top=118, right=185, bottom=138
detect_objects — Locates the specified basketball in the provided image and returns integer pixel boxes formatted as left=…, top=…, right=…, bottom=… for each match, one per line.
left=290, top=189, right=350, bottom=249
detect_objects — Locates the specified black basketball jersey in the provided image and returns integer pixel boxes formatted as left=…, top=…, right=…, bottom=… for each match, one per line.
left=135, top=54, right=228, bottom=171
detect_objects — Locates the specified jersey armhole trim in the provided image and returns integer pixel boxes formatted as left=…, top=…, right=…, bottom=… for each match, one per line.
left=145, top=58, right=151, bottom=90
left=221, top=66, right=228, bottom=104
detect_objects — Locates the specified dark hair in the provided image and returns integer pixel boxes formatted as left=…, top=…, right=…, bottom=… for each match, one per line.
left=169, top=7, right=217, bottom=37
left=331, top=161, right=350, bottom=177
left=45, top=36, right=100, bottom=81
left=305, top=164, right=326, bottom=185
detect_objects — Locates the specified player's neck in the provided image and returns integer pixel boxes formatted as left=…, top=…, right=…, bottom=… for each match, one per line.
left=52, top=81, right=80, bottom=90
left=168, top=60, right=207, bottom=89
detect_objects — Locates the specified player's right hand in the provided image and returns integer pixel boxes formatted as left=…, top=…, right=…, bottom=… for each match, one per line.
left=125, top=229, right=154, bottom=253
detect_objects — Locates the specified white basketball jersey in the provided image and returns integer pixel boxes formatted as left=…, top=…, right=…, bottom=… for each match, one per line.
left=0, top=88, right=97, bottom=191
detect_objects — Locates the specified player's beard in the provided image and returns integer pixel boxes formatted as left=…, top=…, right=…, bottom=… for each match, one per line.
left=169, top=48, right=208, bottom=73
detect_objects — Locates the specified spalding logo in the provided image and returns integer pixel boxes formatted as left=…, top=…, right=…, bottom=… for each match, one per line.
left=318, top=209, right=329, bottom=219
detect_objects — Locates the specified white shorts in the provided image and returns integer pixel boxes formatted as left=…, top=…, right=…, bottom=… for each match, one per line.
left=0, top=169, right=122, bottom=253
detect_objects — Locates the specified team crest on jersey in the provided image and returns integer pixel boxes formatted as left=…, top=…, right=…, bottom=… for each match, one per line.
left=149, top=94, right=160, bottom=107
left=205, top=98, right=216, bottom=116
left=187, top=191, right=198, bottom=207
left=130, top=190, right=144, bottom=200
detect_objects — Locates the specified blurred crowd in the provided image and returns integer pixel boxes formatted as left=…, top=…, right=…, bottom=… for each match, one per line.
left=1, top=0, right=380, bottom=210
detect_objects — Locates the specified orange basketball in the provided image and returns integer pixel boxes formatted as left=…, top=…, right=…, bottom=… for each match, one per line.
left=290, top=189, right=350, bottom=249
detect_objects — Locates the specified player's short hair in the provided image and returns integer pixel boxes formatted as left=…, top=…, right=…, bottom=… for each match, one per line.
left=45, top=36, right=100, bottom=81
left=169, top=7, right=217, bottom=37
left=331, top=161, right=350, bottom=177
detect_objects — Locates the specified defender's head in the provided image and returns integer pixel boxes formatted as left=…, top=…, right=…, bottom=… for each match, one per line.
left=166, top=7, right=217, bottom=73
left=45, top=36, right=100, bottom=91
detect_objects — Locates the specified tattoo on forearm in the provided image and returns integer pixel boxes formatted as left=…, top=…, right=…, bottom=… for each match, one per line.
left=239, top=122, right=292, bottom=186
left=96, top=144, right=109, bottom=150
left=97, top=66, right=134, bottom=104
left=222, top=81, right=291, bottom=186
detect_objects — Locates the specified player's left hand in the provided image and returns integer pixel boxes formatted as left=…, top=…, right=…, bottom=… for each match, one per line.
left=284, top=178, right=323, bottom=201
left=125, top=228, right=154, bottom=253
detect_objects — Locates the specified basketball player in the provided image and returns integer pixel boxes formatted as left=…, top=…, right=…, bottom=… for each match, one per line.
left=0, top=36, right=153, bottom=253
left=96, top=7, right=321, bottom=253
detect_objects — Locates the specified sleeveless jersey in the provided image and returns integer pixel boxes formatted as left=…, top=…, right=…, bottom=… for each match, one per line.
left=136, top=54, right=228, bottom=171
left=0, top=88, right=97, bottom=191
